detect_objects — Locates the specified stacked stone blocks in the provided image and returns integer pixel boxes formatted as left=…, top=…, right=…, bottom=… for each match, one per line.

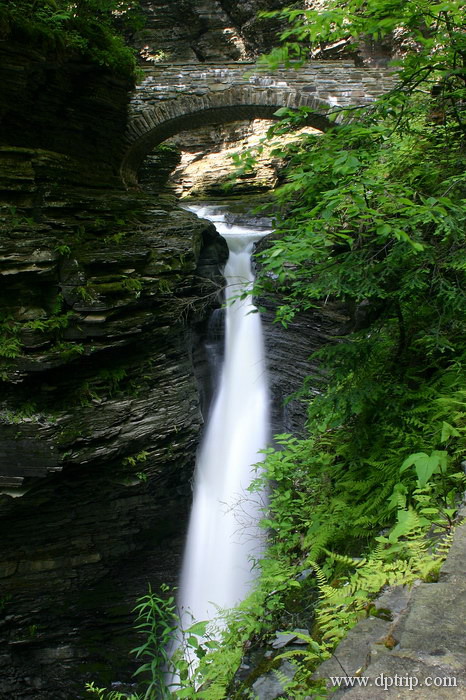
left=122, top=61, right=396, bottom=183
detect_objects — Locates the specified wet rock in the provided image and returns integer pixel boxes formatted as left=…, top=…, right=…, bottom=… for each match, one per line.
left=313, top=523, right=466, bottom=699
left=252, top=659, right=296, bottom=700
left=271, top=629, right=310, bottom=649
left=0, top=134, right=227, bottom=696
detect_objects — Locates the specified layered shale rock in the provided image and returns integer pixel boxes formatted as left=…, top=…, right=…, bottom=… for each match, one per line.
left=0, top=151, right=228, bottom=696
left=132, top=0, right=246, bottom=64
left=0, top=29, right=228, bottom=695
left=0, top=37, right=130, bottom=187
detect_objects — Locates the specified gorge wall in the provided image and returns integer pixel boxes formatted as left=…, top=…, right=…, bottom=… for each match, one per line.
left=131, top=0, right=290, bottom=64
left=0, top=24, right=229, bottom=698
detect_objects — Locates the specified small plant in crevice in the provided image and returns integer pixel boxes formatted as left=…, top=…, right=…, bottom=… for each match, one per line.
left=98, top=367, right=128, bottom=395
left=24, top=311, right=76, bottom=334
left=85, top=681, right=141, bottom=700
left=0, top=594, right=12, bottom=614
left=0, top=401, right=39, bottom=424
left=77, top=285, right=97, bottom=303
left=0, top=305, right=79, bottom=368
left=105, top=231, right=127, bottom=245
left=122, top=277, right=143, bottom=297
left=27, top=624, right=40, bottom=639
left=0, top=331, right=22, bottom=360
left=54, top=244, right=72, bottom=257
left=51, top=341, right=86, bottom=361
left=122, top=451, right=149, bottom=471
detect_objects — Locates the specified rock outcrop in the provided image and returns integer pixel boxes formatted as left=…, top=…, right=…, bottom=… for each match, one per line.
left=0, top=150, right=228, bottom=697
left=131, top=0, right=291, bottom=65
left=131, top=0, right=397, bottom=67
left=162, top=122, right=323, bottom=199
left=0, top=36, right=130, bottom=188
left=140, top=120, right=289, bottom=198
left=313, top=516, right=466, bottom=699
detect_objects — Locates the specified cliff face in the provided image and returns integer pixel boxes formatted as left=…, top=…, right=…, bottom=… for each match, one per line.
left=141, top=120, right=283, bottom=198
left=0, top=201, right=227, bottom=697
left=260, top=297, right=350, bottom=437
left=131, top=0, right=395, bottom=69
left=0, top=39, right=130, bottom=186
left=0, top=34, right=228, bottom=697
left=132, top=0, right=290, bottom=64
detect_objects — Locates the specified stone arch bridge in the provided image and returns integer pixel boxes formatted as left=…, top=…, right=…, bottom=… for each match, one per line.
left=122, top=61, right=395, bottom=185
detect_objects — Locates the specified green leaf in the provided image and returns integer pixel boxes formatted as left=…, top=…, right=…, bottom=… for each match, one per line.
left=400, top=451, right=448, bottom=487
left=270, top=247, right=285, bottom=258
left=376, top=223, right=392, bottom=236
left=400, top=453, right=429, bottom=473
left=388, top=508, right=416, bottom=543
left=186, top=620, right=209, bottom=637
left=387, top=482, right=407, bottom=509
left=420, top=507, right=441, bottom=514
left=274, top=107, right=290, bottom=117
left=441, top=421, right=461, bottom=442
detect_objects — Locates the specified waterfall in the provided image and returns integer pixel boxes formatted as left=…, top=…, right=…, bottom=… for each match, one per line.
left=178, top=203, right=270, bottom=649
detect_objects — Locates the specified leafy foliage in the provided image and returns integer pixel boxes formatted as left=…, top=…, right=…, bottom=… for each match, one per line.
left=236, top=0, right=466, bottom=694
left=0, top=0, right=143, bottom=74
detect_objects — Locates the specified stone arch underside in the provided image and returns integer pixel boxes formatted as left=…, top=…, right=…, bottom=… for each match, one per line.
left=121, top=88, right=333, bottom=186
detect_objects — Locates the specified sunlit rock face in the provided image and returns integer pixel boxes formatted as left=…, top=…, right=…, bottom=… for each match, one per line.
left=138, top=120, right=325, bottom=199
left=140, top=120, right=280, bottom=198
left=132, top=0, right=291, bottom=64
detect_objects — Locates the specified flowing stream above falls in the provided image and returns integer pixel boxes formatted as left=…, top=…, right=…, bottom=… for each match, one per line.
left=178, top=203, right=271, bottom=635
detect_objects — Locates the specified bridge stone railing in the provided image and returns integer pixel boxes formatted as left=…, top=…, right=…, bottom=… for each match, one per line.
left=131, top=61, right=395, bottom=112
left=122, top=61, right=396, bottom=185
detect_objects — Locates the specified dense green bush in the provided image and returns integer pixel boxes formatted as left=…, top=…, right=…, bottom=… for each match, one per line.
left=0, top=0, right=143, bottom=74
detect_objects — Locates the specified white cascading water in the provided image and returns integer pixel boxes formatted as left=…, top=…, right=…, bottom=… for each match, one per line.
left=178, top=204, right=270, bottom=649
